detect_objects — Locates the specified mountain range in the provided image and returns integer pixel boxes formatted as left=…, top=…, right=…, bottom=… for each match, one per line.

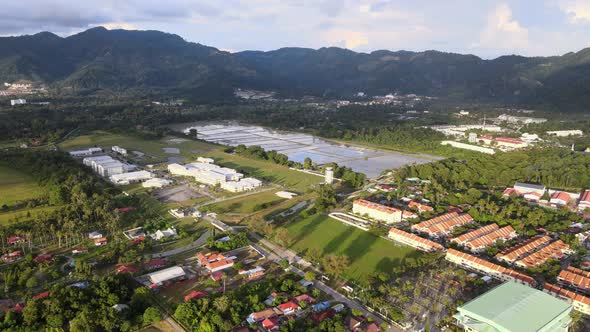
left=1, top=27, right=590, bottom=109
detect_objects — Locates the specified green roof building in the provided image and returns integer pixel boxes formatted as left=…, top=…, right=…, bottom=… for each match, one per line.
left=453, top=282, right=572, bottom=332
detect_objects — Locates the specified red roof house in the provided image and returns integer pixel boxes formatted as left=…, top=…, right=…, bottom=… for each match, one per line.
left=184, top=290, right=209, bottom=302
left=261, top=317, right=279, bottom=330
left=33, top=254, right=53, bottom=263
left=278, top=301, right=300, bottom=315
left=116, top=264, right=139, bottom=274
left=32, top=291, right=50, bottom=300
left=7, top=236, right=25, bottom=245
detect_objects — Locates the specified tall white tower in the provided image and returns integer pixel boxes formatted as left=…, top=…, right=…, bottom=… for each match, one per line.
left=325, top=167, right=334, bottom=185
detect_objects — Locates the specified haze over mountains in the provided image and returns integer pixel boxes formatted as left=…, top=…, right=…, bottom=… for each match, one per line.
left=1, top=27, right=590, bottom=109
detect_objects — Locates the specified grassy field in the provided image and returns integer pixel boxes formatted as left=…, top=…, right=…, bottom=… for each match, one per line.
left=0, top=165, right=45, bottom=206
left=0, top=205, right=59, bottom=225
left=59, top=131, right=322, bottom=191
left=207, top=190, right=285, bottom=214
left=285, top=214, right=424, bottom=280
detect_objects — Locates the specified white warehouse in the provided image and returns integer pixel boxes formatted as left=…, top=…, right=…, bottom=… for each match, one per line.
left=83, top=155, right=125, bottom=177
left=168, top=161, right=262, bottom=192
left=110, top=171, right=153, bottom=185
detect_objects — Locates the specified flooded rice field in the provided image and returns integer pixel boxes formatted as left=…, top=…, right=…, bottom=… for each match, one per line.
left=180, top=123, right=441, bottom=178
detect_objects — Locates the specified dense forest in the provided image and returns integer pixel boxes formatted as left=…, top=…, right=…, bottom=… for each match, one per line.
left=0, top=275, right=156, bottom=331
left=396, top=148, right=590, bottom=191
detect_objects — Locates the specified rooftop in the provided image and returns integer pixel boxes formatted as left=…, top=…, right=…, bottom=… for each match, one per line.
left=456, top=282, right=572, bottom=332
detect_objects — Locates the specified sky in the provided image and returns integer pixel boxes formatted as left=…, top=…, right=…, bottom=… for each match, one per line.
left=2, top=0, right=590, bottom=58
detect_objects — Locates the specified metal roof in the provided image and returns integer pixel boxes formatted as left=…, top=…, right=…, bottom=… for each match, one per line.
left=455, top=282, right=572, bottom=332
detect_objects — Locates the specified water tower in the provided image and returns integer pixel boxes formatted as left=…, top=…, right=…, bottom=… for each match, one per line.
left=325, top=167, right=334, bottom=185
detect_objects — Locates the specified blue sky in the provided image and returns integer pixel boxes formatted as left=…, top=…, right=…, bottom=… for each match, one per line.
left=2, top=0, right=590, bottom=58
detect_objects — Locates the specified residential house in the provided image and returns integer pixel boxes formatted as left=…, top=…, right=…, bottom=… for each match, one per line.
left=184, top=290, right=209, bottom=302
left=94, top=237, right=108, bottom=246
left=33, top=254, right=53, bottom=263
left=261, top=317, right=280, bottom=331
left=196, top=251, right=235, bottom=272
left=579, top=190, right=590, bottom=212
left=388, top=228, right=444, bottom=252
left=352, top=199, right=402, bottom=224
left=463, top=226, right=517, bottom=253
left=496, top=236, right=553, bottom=264
left=72, top=247, right=88, bottom=255
left=247, top=308, right=283, bottom=324
left=278, top=301, right=301, bottom=315
left=550, top=191, right=574, bottom=207
left=446, top=249, right=536, bottom=287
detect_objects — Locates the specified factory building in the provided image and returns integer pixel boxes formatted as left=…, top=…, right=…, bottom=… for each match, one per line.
left=168, top=161, right=262, bottom=192
left=454, top=282, right=572, bottom=332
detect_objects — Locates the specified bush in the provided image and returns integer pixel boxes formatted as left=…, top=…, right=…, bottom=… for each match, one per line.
left=143, top=306, right=162, bottom=324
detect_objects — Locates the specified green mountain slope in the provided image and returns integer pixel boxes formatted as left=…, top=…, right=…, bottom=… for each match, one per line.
left=1, top=27, right=590, bottom=109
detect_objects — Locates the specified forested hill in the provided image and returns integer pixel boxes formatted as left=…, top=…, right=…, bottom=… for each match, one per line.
left=2, top=27, right=590, bottom=109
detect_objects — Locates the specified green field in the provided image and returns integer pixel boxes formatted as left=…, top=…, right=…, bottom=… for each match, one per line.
left=59, top=131, right=322, bottom=191
left=285, top=214, right=424, bottom=280
left=0, top=165, right=45, bottom=206
left=206, top=190, right=285, bottom=214
left=0, top=205, right=59, bottom=225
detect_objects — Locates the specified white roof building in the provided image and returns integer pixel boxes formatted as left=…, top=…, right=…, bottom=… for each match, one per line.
left=70, top=147, right=103, bottom=157
left=109, top=170, right=153, bottom=185
left=88, top=231, right=103, bottom=239
left=168, top=161, right=261, bottom=192
left=142, top=178, right=172, bottom=188
left=112, top=146, right=128, bottom=156
left=276, top=191, right=298, bottom=199
left=147, top=266, right=186, bottom=284
left=151, top=227, right=178, bottom=241
left=547, top=130, right=583, bottom=137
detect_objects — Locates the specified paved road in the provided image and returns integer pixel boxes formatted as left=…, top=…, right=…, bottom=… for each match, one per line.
left=145, top=230, right=210, bottom=258
left=196, top=185, right=279, bottom=209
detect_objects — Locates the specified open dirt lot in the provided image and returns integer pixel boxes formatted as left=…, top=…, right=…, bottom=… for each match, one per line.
left=153, top=184, right=203, bottom=203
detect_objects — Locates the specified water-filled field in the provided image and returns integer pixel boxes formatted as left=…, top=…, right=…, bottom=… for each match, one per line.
left=183, top=123, right=440, bottom=178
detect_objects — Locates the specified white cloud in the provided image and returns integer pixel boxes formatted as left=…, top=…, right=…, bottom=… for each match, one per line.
left=555, top=0, right=590, bottom=23
left=322, top=29, right=369, bottom=49
left=474, top=3, right=529, bottom=53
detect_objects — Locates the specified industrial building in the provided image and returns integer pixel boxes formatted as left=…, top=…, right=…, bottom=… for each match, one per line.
left=83, top=155, right=125, bottom=177
left=168, top=161, right=262, bottom=192
left=109, top=171, right=153, bottom=185
left=352, top=199, right=402, bottom=224
left=387, top=228, right=443, bottom=252
left=142, top=178, right=172, bottom=188
left=478, top=135, right=529, bottom=150
left=10, top=99, right=26, bottom=106
left=112, top=145, right=128, bottom=156
left=69, top=147, right=103, bottom=157
left=454, top=282, right=572, bottom=332
left=546, top=130, right=583, bottom=137
left=440, top=141, right=496, bottom=154
left=147, top=266, right=186, bottom=285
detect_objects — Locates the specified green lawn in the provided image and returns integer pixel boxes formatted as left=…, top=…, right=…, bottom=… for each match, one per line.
left=0, top=205, right=60, bottom=225
left=207, top=190, right=285, bottom=214
left=0, top=165, right=45, bottom=206
left=285, top=214, right=425, bottom=280
left=59, top=131, right=322, bottom=191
